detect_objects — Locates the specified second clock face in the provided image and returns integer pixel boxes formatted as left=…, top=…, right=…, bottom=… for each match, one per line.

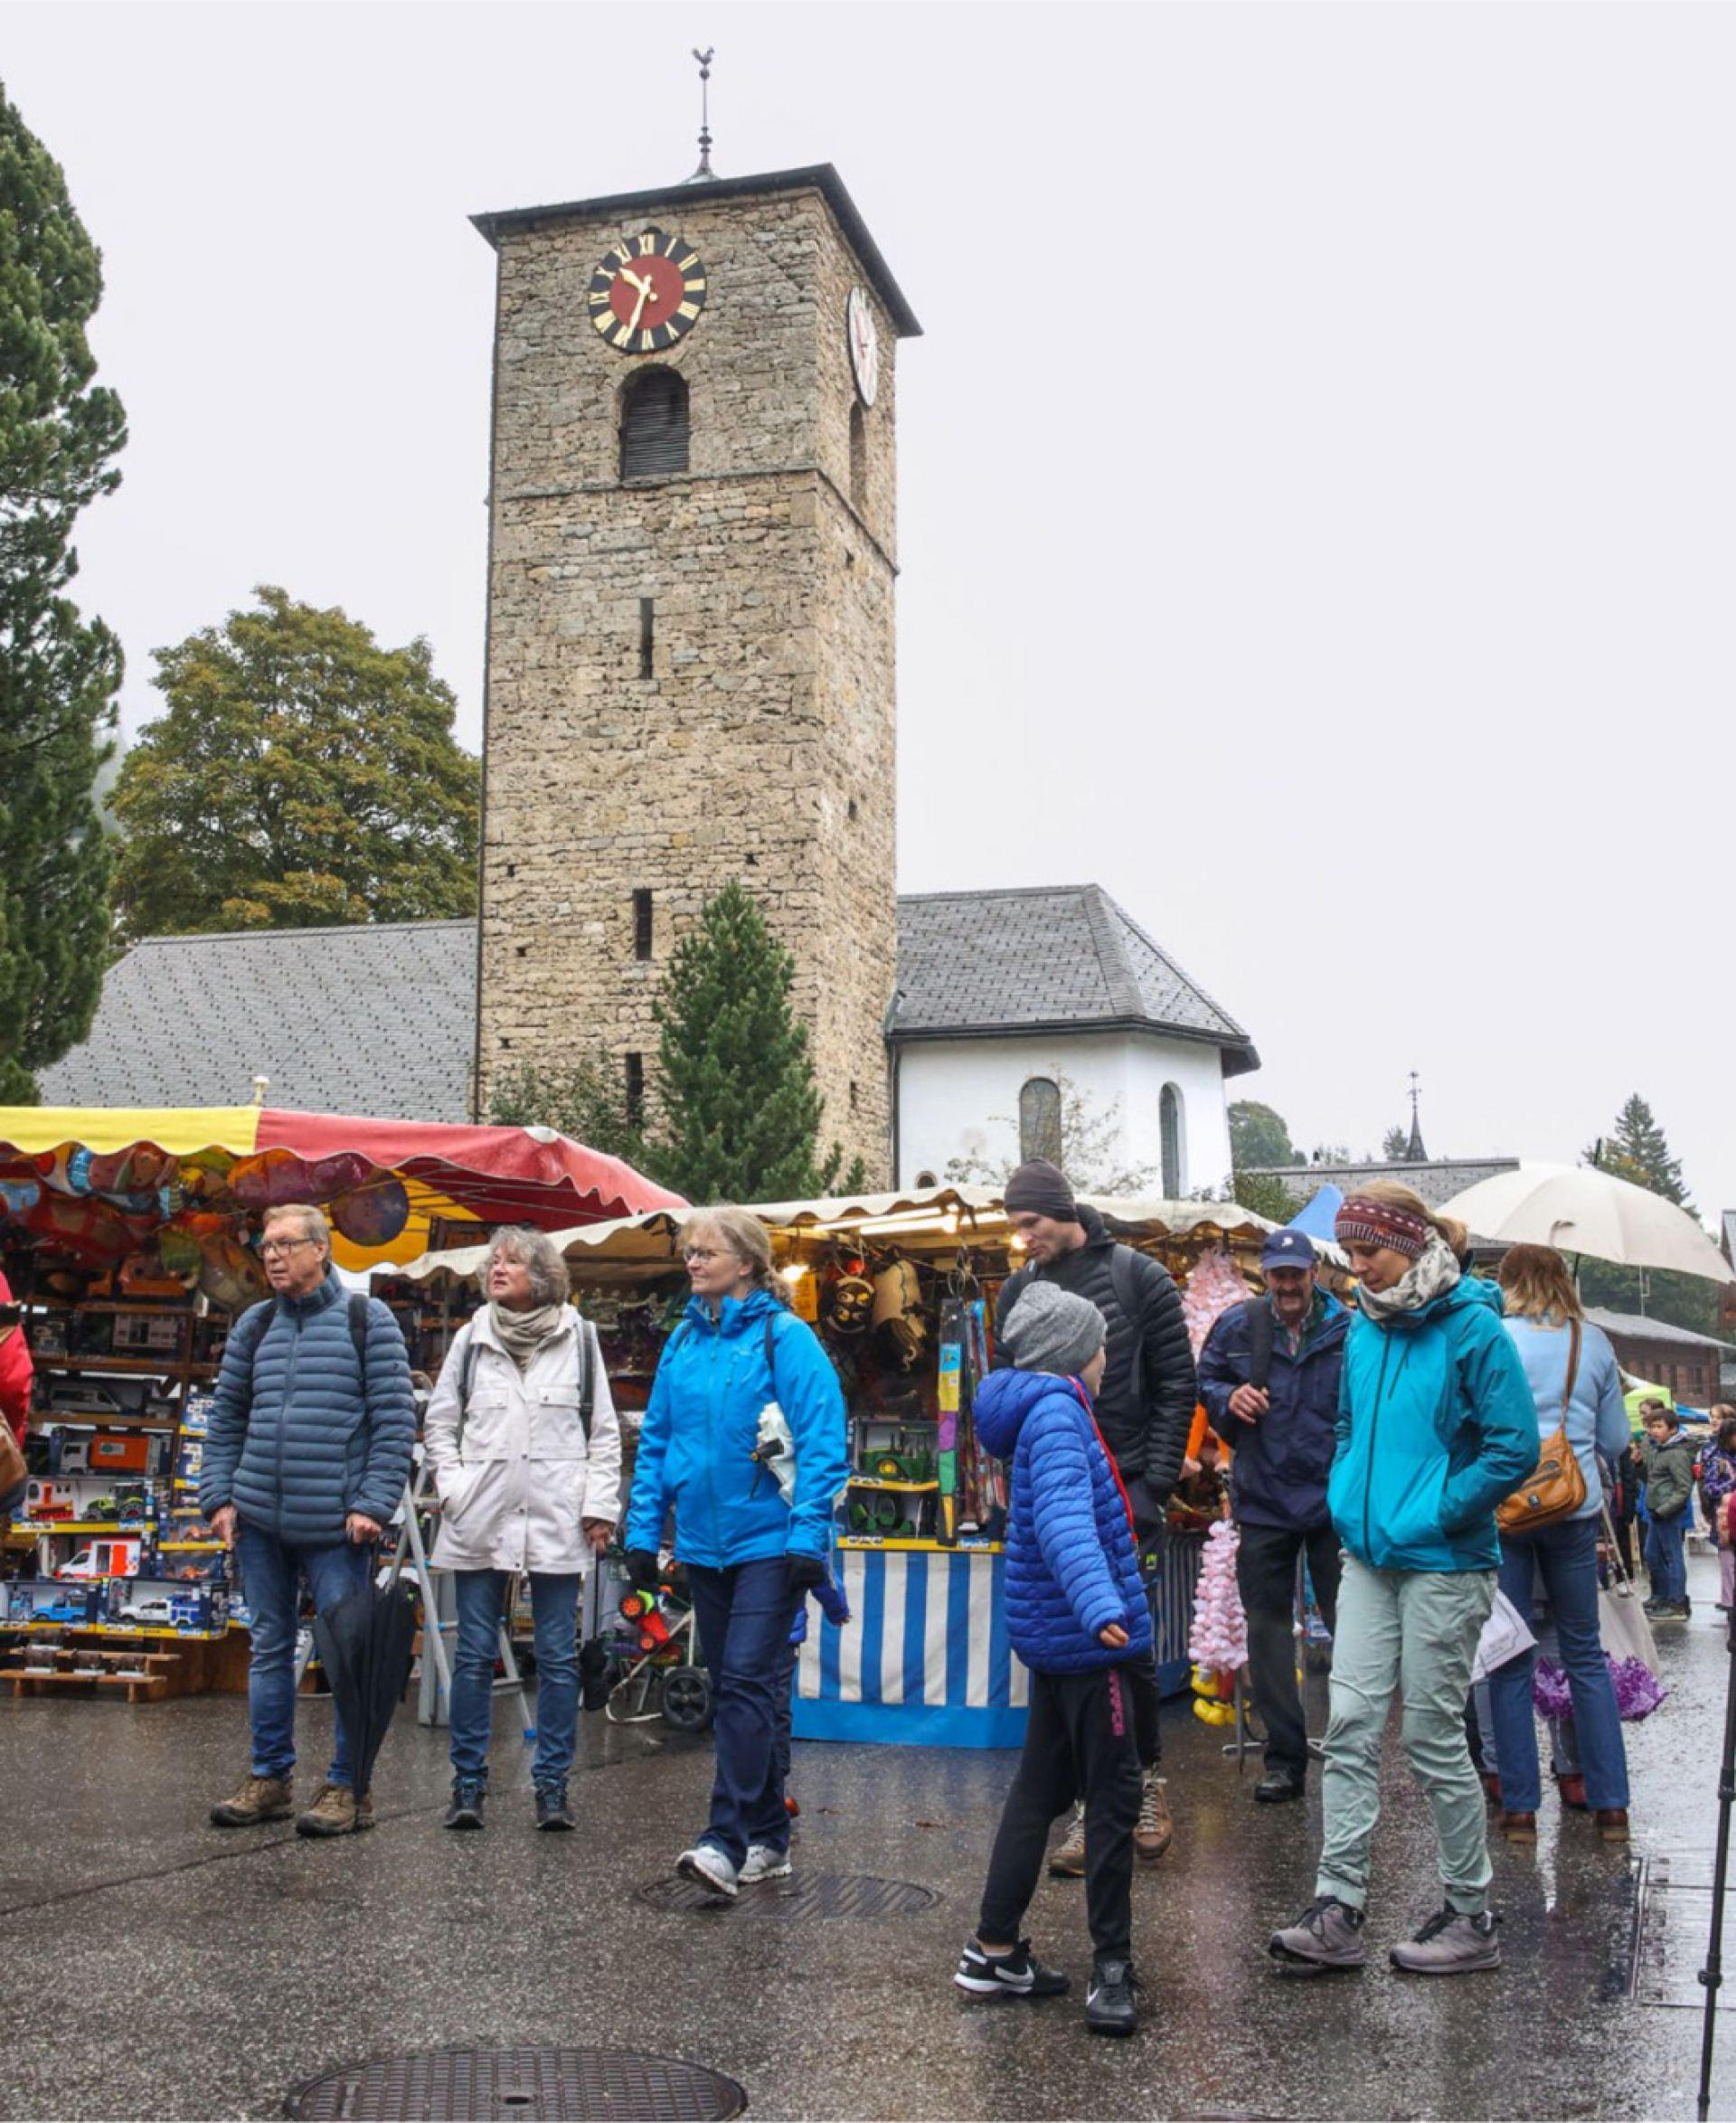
left=588, top=229, right=707, bottom=354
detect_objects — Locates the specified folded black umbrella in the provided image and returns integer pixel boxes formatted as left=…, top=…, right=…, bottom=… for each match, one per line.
left=312, top=1562, right=419, bottom=1802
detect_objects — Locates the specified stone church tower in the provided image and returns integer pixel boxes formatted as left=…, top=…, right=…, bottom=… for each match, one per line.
left=471, top=162, right=918, bottom=1184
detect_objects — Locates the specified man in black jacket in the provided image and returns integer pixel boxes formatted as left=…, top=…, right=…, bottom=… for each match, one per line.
left=994, top=1158, right=1198, bottom=1870
left=1198, top=1229, right=1347, bottom=1804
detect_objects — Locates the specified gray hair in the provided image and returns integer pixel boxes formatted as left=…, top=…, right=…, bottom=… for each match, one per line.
left=679, top=1206, right=774, bottom=1289
left=263, top=1203, right=332, bottom=1259
left=481, top=1225, right=571, bottom=1307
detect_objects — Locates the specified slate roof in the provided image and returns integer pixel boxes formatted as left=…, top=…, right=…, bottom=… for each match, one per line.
left=38, top=885, right=1259, bottom=1121
left=892, top=886, right=1259, bottom=1075
left=37, top=921, right=476, bottom=1122
left=1584, top=1307, right=1736, bottom=1355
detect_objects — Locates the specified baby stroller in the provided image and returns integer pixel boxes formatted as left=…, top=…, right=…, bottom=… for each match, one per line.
left=599, top=1554, right=712, bottom=1731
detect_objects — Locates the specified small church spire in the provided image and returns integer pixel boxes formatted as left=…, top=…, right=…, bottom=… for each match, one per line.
left=1405, top=1071, right=1428, bottom=1162
left=686, top=47, right=717, bottom=183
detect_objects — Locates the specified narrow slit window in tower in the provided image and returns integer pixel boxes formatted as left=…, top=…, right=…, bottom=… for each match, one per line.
left=639, top=598, right=654, bottom=678
left=632, top=889, right=653, bottom=961
left=625, top=1052, right=645, bottom=1126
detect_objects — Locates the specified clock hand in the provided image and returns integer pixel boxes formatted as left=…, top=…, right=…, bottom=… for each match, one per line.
left=619, top=266, right=654, bottom=299
left=627, top=282, right=652, bottom=333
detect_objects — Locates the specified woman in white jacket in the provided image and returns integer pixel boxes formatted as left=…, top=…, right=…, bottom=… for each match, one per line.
left=423, top=1227, right=620, bottom=1831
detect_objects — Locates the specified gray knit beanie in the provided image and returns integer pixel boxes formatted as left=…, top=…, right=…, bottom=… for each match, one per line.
left=1000, top=1282, right=1107, bottom=1378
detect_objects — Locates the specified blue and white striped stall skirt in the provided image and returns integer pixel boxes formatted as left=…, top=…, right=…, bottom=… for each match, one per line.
left=790, top=1533, right=1206, bottom=1750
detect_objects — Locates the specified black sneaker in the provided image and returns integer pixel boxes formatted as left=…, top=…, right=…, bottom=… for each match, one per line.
left=954, top=1936, right=1071, bottom=1998
left=534, top=1784, right=575, bottom=1832
left=443, top=1777, right=486, bottom=1830
left=1085, top=1957, right=1139, bottom=2035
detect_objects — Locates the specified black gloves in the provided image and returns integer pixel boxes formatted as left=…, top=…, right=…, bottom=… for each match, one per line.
left=624, top=1549, right=661, bottom=1590
left=788, top=1552, right=826, bottom=1593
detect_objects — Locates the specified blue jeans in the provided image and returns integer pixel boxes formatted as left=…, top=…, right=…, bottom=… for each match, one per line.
left=1486, top=1514, right=1629, bottom=1814
left=1645, top=1513, right=1688, bottom=1606
left=235, top=1523, right=369, bottom=1787
left=686, top=1557, right=801, bottom=1866
left=450, top=1569, right=581, bottom=1791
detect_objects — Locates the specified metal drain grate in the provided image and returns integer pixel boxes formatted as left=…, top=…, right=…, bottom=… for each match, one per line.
left=637, top=1869, right=939, bottom=1920
left=284, top=2045, right=747, bottom=2121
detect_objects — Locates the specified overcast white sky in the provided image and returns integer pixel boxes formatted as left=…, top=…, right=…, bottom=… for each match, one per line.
left=7, top=0, right=1731, bottom=1218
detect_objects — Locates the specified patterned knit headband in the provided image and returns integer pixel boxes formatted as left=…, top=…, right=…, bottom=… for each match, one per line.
left=1335, top=1195, right=1431, bottom=1260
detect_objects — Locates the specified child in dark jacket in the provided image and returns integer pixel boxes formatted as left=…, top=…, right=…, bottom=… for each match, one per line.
left=955, top=1282, right=1152, bottom=2037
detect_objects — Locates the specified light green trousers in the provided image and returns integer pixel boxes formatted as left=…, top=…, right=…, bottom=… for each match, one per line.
left=1316, top=1555, right=1496, bottom=1916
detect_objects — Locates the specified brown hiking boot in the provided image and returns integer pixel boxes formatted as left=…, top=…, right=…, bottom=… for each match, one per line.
left=295, top=1782, right=374, bottom=1838
left=1134, top=1771, right=1173, bottom=1862
left=210, top=1772, right=294, bottom=1827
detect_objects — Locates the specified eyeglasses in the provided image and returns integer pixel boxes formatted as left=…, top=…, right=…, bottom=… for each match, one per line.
left=684, top=1247, right=727, bottom=1263
left=259, top=1237, right=317, bottom=1258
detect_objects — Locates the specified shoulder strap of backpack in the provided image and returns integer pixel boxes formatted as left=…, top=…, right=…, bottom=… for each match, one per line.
left=577, top=1313, right=594, bottom=1443
left=455, top=1324, right=481, bottom=1458
left=1245, top=1297, right=1275, bottom=1392
left=234, top=1297, right=276, bottom=1387
left=1109, top=1245, right=1139, bottom=1323
left=348, top=1290, right=370, bottom=1401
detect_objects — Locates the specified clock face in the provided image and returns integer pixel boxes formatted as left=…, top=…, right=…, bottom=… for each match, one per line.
left=588, top=229, right=708, bottom=354
left=846, top=286, right=880, bottom=407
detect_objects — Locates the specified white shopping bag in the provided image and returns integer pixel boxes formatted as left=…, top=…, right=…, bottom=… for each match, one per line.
left=1470, top=1588, right=1537, bottom=1684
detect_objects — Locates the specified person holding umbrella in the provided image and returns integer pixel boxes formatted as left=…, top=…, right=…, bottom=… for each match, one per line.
left=424, top=1226, right=621, bottom=1832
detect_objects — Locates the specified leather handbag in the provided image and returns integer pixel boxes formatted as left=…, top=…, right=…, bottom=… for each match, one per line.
left=1496, top=1318, right=1588, bottom=1535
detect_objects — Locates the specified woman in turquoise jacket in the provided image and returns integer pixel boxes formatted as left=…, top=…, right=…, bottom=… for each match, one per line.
left=1269, top=1182, right=1535, bottom=1979
left=624, top=1206, right=847, bottom=1901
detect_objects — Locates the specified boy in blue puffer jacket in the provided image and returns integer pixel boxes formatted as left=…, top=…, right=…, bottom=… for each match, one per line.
left=955, top=1283, right=1151, bottom=2037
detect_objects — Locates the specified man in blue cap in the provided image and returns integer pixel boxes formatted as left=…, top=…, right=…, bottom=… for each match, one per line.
left=1198, top=1229, right=1349, bottom=1804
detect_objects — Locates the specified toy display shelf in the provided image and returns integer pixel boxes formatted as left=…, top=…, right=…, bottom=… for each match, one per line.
left=32, top=1410, right=179, bottom=1431
left=1, top=1627, right=241, bottom=1703
left=839, top=1535, right=1004, bottom=1552
left=844, top=1477, right=939, bottom=1493
left=4, top=1618, right=229, bottom=1643
left=35, top=1356, right=217, bottom=1377
left=19, top=1519, right=155, bottom=1534
left=159, top=1540, right=223, bottom=1553
left=28, top=1299, right=196, bottom=1316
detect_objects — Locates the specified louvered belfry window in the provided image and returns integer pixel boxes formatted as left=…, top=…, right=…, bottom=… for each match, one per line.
left=620, top=367, right=690, bottom=478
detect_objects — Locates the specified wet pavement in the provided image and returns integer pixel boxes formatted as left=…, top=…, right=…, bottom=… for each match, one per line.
left=5, top=1551, right=1736, bottom=2122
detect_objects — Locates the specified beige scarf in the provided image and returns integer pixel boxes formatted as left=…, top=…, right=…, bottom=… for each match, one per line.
left=489, top=1299, right=568, bottom=1371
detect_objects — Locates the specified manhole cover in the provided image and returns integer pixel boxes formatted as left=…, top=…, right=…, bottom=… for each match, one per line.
left=637, top=1870, right=939, bottom=1920
left=284, top=2045, right=746, bottom=2121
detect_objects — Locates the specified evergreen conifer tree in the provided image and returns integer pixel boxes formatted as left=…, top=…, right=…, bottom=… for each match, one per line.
left=0, top=85, right=127, bottom=1102
left=651, top=881, right=851, bottom=1203
left=1580, top=1093, right=1713, bottom=1335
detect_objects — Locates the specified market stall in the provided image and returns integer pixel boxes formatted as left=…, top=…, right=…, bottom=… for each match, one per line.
left=0, top=1103, right=680, bottom=1701
left=401, top=1184, right=1323, bottom=1746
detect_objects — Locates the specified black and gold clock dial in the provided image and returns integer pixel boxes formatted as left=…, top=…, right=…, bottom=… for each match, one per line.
left=588, top=229, right=707, bottom=354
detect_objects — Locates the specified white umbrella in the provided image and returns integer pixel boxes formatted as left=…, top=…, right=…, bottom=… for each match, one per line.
left=1438, top=1163, right=1734, bottom=1283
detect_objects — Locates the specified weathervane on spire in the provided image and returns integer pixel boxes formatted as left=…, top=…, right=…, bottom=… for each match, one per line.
left=688, top=46, right=717, bottom=182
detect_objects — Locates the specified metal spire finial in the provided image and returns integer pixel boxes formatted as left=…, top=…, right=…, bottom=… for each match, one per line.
left=688, top=47, right=717, bottom=183
left=1405, top=1071, right=1427, bottom=1163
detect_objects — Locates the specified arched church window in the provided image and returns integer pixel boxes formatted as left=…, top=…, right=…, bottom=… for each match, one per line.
left=1019, top=1077, right=1062, bottom=1165
left=1160, top=1083, right=1184, bottom=1197
left=620, top=367, right=689, bottom=479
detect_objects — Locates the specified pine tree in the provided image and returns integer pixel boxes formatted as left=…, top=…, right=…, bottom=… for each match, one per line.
left=1585, top=1092, right=1692, bottom=1209
left=650, top=882, right=849, bottom=1203
left=109, top=587, right=478, bottom=936
left=0, top=85, right=127, bottom=1102
left=1580, top=1094, right=1712, bottom=1335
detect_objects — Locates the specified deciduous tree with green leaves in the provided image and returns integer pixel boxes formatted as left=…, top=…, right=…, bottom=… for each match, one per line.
left=0, top=85, right=127, bottom=1101
left=650, top=881, right=861, bottom=1203
left=486, top=1052, right=646, bottom=1168
left=1228, top=1101, right=1296, bottom=1171
left=109, top=587, right=479, bottom=936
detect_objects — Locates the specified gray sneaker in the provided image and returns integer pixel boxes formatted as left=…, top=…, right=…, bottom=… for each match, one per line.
left=1268, top=1893, right=1366, bottom=1972
left=1389, top=1905, right=1501, bottom=1975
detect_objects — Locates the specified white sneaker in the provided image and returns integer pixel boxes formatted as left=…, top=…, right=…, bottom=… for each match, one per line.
left=676, top=1842, right=739, bottom=1899
left=739, top=1842, right=792, bottom=1882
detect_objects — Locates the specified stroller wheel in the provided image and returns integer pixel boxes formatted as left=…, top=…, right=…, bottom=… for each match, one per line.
left=661, top=1664, right=712, bottom=1732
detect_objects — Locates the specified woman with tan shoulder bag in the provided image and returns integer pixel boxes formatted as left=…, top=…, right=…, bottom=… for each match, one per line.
left=1484, top=1246, right=1634, bottom=1845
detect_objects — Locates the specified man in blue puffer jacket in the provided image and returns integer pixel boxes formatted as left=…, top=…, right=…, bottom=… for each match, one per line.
left=201, top=1203, right=414, bottom=1840
left=957, top=1283, right=1150, bottom=2038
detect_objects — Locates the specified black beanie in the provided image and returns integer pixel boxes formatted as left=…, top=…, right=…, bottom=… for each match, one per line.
left=1003, top=1158, right=1078, bottom=1222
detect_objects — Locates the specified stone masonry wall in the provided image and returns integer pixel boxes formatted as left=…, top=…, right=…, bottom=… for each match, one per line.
left=476, top=178, right=900, bottom=1184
